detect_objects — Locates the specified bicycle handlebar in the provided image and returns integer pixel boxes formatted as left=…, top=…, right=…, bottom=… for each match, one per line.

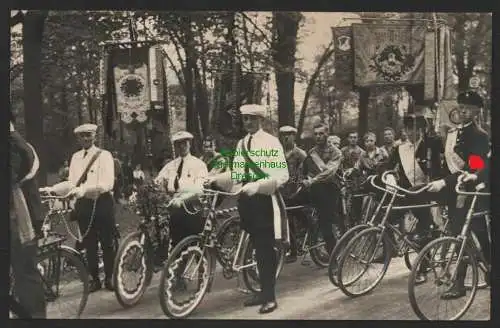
left=455, top=174, right=490, bottom=196
left=381, top=171, right=430, bottom=194
left=202, top=188, right=241, bottom=196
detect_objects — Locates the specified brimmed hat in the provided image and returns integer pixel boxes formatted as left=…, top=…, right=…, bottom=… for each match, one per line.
left=279, top=125, right=297, bottom=134
left=74, top=123, right=98, bottom=134
left=457, top=91, right=483, bottom=108
left=172, top=131, right=194, bottom=142
left=240, top=104, right=266, bottom=117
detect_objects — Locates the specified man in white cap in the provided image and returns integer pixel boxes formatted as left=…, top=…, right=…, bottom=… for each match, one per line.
left=10, top=122, right=47, bottom=318
left=155, top=131, right=208, bottom=251
left=278, top=125, right=307, bottom=263
left=41, top=123, right=117, bottom=292
left=205, top=104, right=289, bottom=314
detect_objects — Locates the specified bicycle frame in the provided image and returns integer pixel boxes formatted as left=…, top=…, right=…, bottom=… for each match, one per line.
left=439, top=192, right=491, bottom=282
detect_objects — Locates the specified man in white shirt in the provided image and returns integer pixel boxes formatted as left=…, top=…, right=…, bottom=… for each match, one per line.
left=206, top=104, right=289, bottom=314
left=41, top=123, right=117, bottom=293
left=155, top=131, right=208, bottom=249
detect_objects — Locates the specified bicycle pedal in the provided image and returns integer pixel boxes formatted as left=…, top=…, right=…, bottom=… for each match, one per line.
left=301, top=259, right=311, bottom=266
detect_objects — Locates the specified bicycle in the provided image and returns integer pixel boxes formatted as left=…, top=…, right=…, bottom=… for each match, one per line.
left=284, top=185, right=339, bottom=268
left=158, top=189, right=286, bottom=319
left=113, top=182, right=174, bottom=308
left=10, top=222, right=89, bottom=318
left=39, top=191, right=121, bottom=271
left=334, top=171, right=450, bottom=298
left=408, top=176, right=490, bottom=320
left=328, top=175, right=383, bottom=286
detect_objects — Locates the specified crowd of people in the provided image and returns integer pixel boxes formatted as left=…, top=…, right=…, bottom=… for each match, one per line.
left=9, top=89, right=490, bottom=318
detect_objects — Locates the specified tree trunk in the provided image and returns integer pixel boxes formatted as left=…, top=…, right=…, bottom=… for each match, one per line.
left=23, top=10, right=48, bottom=185
left=296, top=43, right=334, bottom=142
left=357, top=87, right=370, bottom=137
left=272, top=12, right=301, bottom=128
left=183, top=16, right=200, bottom=153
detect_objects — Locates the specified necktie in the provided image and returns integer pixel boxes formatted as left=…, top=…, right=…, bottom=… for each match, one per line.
left=81, top=150, right=89, bottom=184
left=174, top=158, right=184, bottom=191
left=243, top=135, right=253, bottom=185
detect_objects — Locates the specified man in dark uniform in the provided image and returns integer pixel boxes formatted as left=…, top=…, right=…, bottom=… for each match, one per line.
left=42, top=124, right=117, bottom=292
left=302, top=123, right=343, bottom=252
left=10, top=122, right=47, bottom=318
left=383, top=113, right=443, bottom=283
left=278, top=125, right=308, bottom=263
left=206, top=104, right=289, bottom=314
left=427, top=91, right=490, bottom=299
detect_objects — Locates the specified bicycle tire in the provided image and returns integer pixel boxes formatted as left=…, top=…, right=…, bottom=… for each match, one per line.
left=241, top=234, right=285, bottom=293
left=113, top=231, right=153, bottom=308
left=214, top=216, right=241, bottom=270
left=337, top=227, right=392, bottom=297
left=408, top=237, right=478, bottom=320
left=309, top=221, right=336, bottom=268
left=328, top=224, right=370, bottom=286
left=38, top=247, right=89, bottom=318
left=159, top=235, right=213, bottom=319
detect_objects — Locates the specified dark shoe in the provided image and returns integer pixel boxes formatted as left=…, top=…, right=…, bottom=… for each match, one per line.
left=259, top=301, right=278, bottom=314
left=244, top=294, right=263, bottom=307
left=414, top=273, right=427, bottom=285
left=89, top=280, right=102, bottom=293
left=440, top=285, right=466, bottom=300
left=104, top=279, right=114, bottom=291
left=285, top=255, right=297, bottom=263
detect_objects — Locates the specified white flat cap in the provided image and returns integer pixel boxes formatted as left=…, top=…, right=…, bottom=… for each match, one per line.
left=279, top=125, right=297, bottom=133
left=74, top=123, right=98, bottom=134
left=172, top=131, right=194, bottom=142
left=240, top=104, right=266, bottom=117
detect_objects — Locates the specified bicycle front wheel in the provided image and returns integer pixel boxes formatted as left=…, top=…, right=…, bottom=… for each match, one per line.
left=337, top=227, right=391, bottom=297
left=38, top=246, right=89, bottom=318
left=159, top=235, right=213, bottom=319
left=408, top=237, right=478, bottom=321
left=328, top=224, right=370, bottom=286
left=113, top=231, right=152, bottom=308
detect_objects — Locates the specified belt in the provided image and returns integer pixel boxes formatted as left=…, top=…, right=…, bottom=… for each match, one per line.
left=82, top=191, right=112, bottom=201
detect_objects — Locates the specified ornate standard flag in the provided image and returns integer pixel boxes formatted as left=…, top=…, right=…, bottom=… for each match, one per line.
left=353, top=24, right=426, bottom=87
left=112, top=45, right=150, bottom=124
left=332, top=26, right=354, bottom=91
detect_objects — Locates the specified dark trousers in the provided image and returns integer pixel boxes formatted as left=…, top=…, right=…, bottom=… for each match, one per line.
left=10, top=238, right=46, bottom=318
left=309, top=182, right=341, bottom=253
left=75, top=193, right=116, bottom=282
left=238, top=194, right=277, bottom=302
left=169, top=207, right=204, bottom=247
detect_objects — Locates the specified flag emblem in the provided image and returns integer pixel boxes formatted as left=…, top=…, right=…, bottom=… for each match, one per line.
left=369, top=45, right=416, bottom=82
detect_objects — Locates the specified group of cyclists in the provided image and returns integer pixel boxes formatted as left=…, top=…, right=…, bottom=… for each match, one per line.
left=10, top=89, right=490, bottom=320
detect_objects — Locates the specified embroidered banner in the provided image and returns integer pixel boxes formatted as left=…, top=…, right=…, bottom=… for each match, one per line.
left=353, top=24, right=426, bottom=87
left=112, top=46, right=150, bottom=123
left=332, top=26, right=354, bottom=91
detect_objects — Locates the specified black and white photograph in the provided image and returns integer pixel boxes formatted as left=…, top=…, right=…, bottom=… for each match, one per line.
left=9, top=10, right=491, bottom=320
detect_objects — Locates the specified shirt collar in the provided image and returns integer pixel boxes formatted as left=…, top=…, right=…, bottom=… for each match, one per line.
left=82, top=145, right=97, bottom=154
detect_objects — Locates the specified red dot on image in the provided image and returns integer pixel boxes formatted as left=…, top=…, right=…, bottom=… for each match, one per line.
left=468, top=155, right=485, bottom=171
